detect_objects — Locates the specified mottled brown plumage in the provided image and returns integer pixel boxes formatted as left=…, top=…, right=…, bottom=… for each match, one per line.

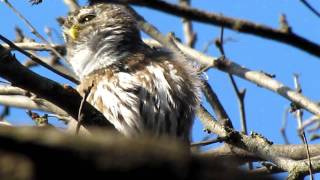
left=63, top=3, right=200, bottom=141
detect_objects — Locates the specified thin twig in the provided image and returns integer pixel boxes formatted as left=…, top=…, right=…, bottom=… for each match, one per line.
left=229, top=74, right=247, bottom=134
left=300, top=116, right=320, bottom=132
left=191, top=136, right=227, bottom=147
left=302, top=132, right=314, bottom=180
left=307, top=121, right=320, bottom=133
left=199, top=26, right=233, bottom=128
left=201, top=81, right=232, bottom=128
left=300, top=0, right=320, bottom=18
left=0, top=34, right=79, bottom=84
left=2, top=0, right=67, bottom=62
left=248, top=163, right=283, bottom=176
left=215, top=26, right=225, bottom=56
left=227, top=66, right=250, bottom=170
left=293, top=74, right=313, bottom=180
left=202, top=40, right=215, bottom=54
left=310, top=134, right=320, bottom=141
left=76, top=85, right=93, bottom=134
left=280, top=107, right=290, bottom=144
left=216, top=27, right=247, bottom=134
left=179, top=0, right=196, bottom=48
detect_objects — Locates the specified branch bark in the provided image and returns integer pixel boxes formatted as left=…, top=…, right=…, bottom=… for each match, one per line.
left=0, top=126, right=273, bottom=180
left=202, top=144, right=320, bottom=164
left=215, top=59, right=320, bottom=117
left=115, top=0, right=320, bottom=58
left=197, top=105, right=320, bottom=178
left=0, top=95, right=67, bottom=116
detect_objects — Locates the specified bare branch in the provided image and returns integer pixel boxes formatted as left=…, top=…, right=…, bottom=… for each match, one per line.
left=216, top=27, right=246, bottom=133
left=215, top=59, right=320, bottom=117
left=203, top=144, right=320, bottom=164
left=0, top=85, right=27, bottom=96
left=0, top=45, right=113, bottom=129
left=141, top=22, right=320, bottom=120
left=201, top=81, right=232, bottom=128
left=293, top=74, right=314, bottom=180
left=197, top=105, right=320, bottom=177
left=191, top=136, right=227, bottom=147
left=109, top=0, right=320, bottom=58
left=76, top=85, right=93, bottom=134
left=0, top=35, right=79, bottom=84
left=281, top=107, right=290, bottom=144
left=300, top=0, right=320, bottom=18
left=300, top=116, right=320, bottom=132
left=248, top=165, right=283, bottom=176
left=0, top=95, right=67, bottom=115
left=179, top=0, right=196, bottom=48
left=2, top=42, right=64, bottom=52
left=0, top=126, right=274, bottom=180
left=2, top=0, right=66, bottom=61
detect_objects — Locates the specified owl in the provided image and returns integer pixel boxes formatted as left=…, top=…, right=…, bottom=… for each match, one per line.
left=63, top=3, right=201, bottom=141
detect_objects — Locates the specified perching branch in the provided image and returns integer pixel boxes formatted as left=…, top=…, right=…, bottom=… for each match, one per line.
left=0, top=126, right=272, bottom=180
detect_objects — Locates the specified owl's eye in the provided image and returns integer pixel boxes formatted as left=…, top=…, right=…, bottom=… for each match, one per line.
left=79, top=14, right=96, bottom=24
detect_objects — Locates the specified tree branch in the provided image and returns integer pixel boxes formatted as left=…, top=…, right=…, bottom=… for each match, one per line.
left=179, top=0, right=196, bottom=48
left=0, top=95, right=67, bottom=116
left=201, top=81, right=232, bottom=128
left=0, top=35, right=79, bottom=84
left=0, top=126, right=272, bottom=180
left=2, top=42, right=64, bottom=52
left=300, top=0, right=320, bottom=18
left=215, top=59, right=320, bottom=117
left=102, top=0, right=320, bottom=58
left=203, top=144, right=320, bottom=164
left=0, top=45, right=113, bottom=129
left=144, top=38, right=320, bottom=119
left=197, top=105, right=320, bottom=178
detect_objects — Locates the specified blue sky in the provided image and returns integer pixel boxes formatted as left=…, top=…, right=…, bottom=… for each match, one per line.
left=1, top=0, right=320, bottom=178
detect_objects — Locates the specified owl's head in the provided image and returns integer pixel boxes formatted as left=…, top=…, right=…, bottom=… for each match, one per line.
left=63, top=3, right=140, bottom=44
left=62, top=3, right=143, bottom=78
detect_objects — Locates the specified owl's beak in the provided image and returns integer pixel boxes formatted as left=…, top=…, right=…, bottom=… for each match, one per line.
left=67, top=24, right=80, bottom=40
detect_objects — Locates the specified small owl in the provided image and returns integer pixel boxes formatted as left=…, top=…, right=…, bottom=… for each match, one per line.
left=63, top=3, right=200, bottom=141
